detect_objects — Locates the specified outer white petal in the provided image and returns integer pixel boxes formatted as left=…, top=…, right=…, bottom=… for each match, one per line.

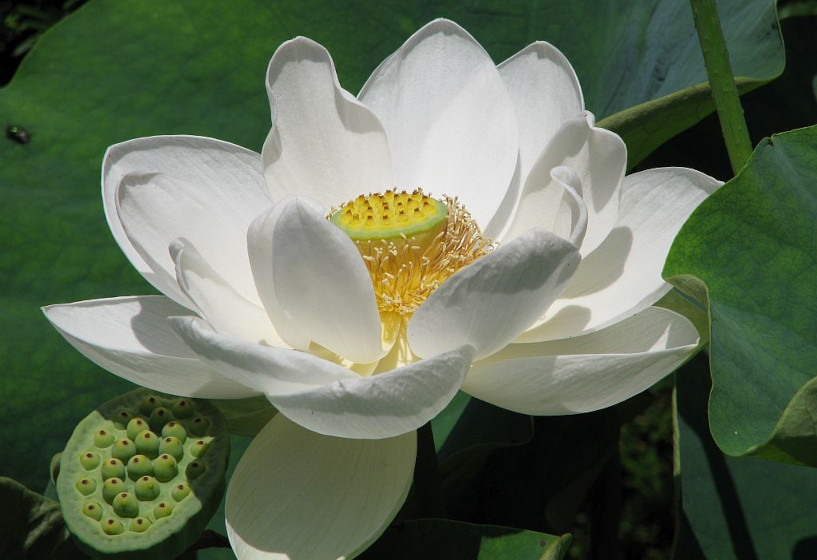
left=171, top=240, right=287, bottom=347
left=42, top=296, right=256, bottom=398
left=103, top=136, right=271, bottom=307
left=464, top=307, right=699, bottom=415
left=500, top=114, right=626, bottom=254
left=227, top=415, right=415, bottom=560
left=247, top=198, right=385, bottom=364
left=358, top=19, right=518, bottom=227
left=519, top=167, right=721, bottom=343
left=262, top=37, right=393, bottom=207
left=408, top=228, right=580, bottom=361
left=172, top=317, right=475, bottom=440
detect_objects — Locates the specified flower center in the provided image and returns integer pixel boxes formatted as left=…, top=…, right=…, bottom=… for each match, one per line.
left=330, top=189, right=494, bottom=315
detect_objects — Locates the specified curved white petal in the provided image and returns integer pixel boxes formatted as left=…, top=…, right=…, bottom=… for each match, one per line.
left=103, top=136, right=270, bottom=307
left=171, top=240, right=286, bottom=347
left=519, top=167, right=721, bottom=343
left=500, top=114, right=626, bottom=254
left=262, top=37, right=393, bottom=207
left=464, top=307, right=699, bottom=415
left=358, top=19, right=518, bottom=227
left=172, top=316, right=475, bottom=440
left=42, top=296, right=256, bottom=398
left=409, top=228, right=580, bottom=360
left=227, top=415, right=415, bottom=560
left=247, top=198, right=385, bottom=364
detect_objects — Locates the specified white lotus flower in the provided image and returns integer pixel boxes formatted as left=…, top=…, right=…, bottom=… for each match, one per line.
left=44, top=19, right=719, bottom=560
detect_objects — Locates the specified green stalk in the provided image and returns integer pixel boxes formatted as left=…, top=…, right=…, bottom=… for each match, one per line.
left=414, top=422, right=448, bottom=518
left=690, top=0, right=753, bottom=174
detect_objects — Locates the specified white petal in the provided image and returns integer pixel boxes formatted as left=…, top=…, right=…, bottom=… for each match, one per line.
left=262, top=37, right=393, bottom=207
left=464, top=307, right=699, bottom=414
left=498, top=42, right=584, bottom=186
left=227, top=415, right=415, bottom=560
left=42, top=296, right=256, bottom=398
left=247, top=198, right=385, bottom=364
left=358, top=19, right=518, bottom=227
left=408, top=228, right=580, bottom=360
left=500, top=114, right=626, bottom=255
left=172, top=316, right=475, bottom=440
left=519, top=167, right=721, bottom=342
left=103, top=136, right=271, bottom=307
left=171, top=240, right=287, bottom=347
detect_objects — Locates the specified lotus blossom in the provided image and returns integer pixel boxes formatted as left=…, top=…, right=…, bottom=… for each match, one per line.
left=44, top=19, right=719, bottom=560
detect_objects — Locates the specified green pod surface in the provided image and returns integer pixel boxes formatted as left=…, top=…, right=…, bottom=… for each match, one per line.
left=57, top=388, right=229, bottom=559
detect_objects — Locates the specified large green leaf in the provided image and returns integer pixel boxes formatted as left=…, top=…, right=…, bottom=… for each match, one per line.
left=664, top=125, right=817, bottom=462
left=0, top=0, right=782, bottom=492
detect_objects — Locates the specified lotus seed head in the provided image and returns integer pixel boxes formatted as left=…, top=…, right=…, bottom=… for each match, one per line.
left=186, top=461, right=206, bottom=480
left=126, top=454, right=154, bottom=480
left=126, top=418, right=149, bottom=440
left=171, top=399, right=194, bottom=419
left=153, top=501, right=174, bottom=519
left=112, top=492, right=140, bottom=518
left=101, top=458, right=126, bottom=481
left=134, top=430, right=160, bottom=458
left=161, top=421, right=187, bottom=443
left=190, top=439, right=210, bottom=459
left=134, top=475, right=160, bottom=501
left=80, top=450, right=100, bottom=470
left=102, top=517, right=125, bottom=535
left=189, top=417, right=209, bottom=436
left=129, top=517, right=152, bottom=533
left=75, top=477, right=97, bottom=495
left=94, top=429, right=115, bottom=448
left=171, top=483, right=191, bottom=502
left=113, top=410, right=133, bottom=429
left=158, top=436, right=184, bottom=461
left=138, top=395, right=160, bottom=416
left=112, top=438, right=136, bottom=462
left=82, top=502, right=103, bottom=521
left=153, top=454, right=178, bottom=482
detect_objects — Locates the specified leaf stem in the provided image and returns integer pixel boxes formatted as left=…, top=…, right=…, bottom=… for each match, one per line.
left=414, top=422, right=447, bottom=518
left=690, top=0, right=753, bottom=174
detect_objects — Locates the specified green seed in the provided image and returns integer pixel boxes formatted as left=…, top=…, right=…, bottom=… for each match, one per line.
left=101, top=458, right=126, bottom=481
left=171, top=399, right=194, bottom=419
left=101, top=517, right=125, bottom=535
left=189, top=439, right=210, bottom=458
left=113, top=409, right=133, bottom=430
left=112, top=492, right=140, bottom=518
left=171, top=483, right=191, bottom=502
left=134, top=430, right=160, bottom=458
left=102, top=478, right=125, bottom=504
left=134, top=475, right=160, bottom=501
left=129, top=517, right=152, bottom=533
left=126, top=454, right=154, bottom=480
left=159, top=436, right=184, bottom=461
left=111, top=438, right=136, bottom=462
left=188, top=417, right=209, bottom=436
left=138, top=395, right=161, bottom=416
left=82, top=502, right=103, bottom=521
left=126, top=418, right=149, bottom=440
left=153, top=501, right=174, bottom=519
left=75, top=477, right=96, bottom=496
left=185, top=461, right=206, bottom=480
left=93, top=429, right=115, bottom=448
left=153, top=454, right=178, bottom=482
left=148, top=407, right=172, bottom=432
left=79, top=450, right=100, bottom=470
left=161, top=421, right=187, bottom=443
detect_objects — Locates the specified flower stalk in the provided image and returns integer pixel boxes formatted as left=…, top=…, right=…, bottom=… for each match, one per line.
left=414, top=422, right=448, bottom=518
left=690, top=0, right=753, bottom=174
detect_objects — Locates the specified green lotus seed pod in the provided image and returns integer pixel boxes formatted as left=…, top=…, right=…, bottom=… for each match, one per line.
left=189, top=439, right=210, bottom=459
left=100, top=458, right=126, bottom=481
left=76, top=477, right=97, bottom=496
left=126, top=417, right=149, bottom=440
left=111, top=438, right=136, bottom=462
left=80, top=450, right=100, bottom=470
left=153, top=453, right=178, bottom=482
left=112, top=410, right=133, bottom=430
left=161, top=421, right=187, bottom=443
left=185, top=461, right=206, bottom=481
left=112, top=492, right=140, bottom=518
left=171, top=399, right=194, bottom=419
left=129, top=517, right=152, bottom=533
left=148, top=407, right=172, bottom=432
left=153, top=501, right=174, bottom=519
left=101, top=518, right=125, bottom=536
left=93, top=429, right=115, bottom=448
left=171, top=483, right=190, bottom=502
left=158, top=436, right=184, bottom=461
left=134, top=430, right=160, bottom=458
left=138, top=395, right=161, bottom=416
left=102, top=477, right=125, bottom=504
left=188, top=416, right=209, bottom=436
left=126, top=454, right=153, bottom=480
left=134, top=475, right=160, bottom=501
left=82, top=502, right=103, bottom=521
